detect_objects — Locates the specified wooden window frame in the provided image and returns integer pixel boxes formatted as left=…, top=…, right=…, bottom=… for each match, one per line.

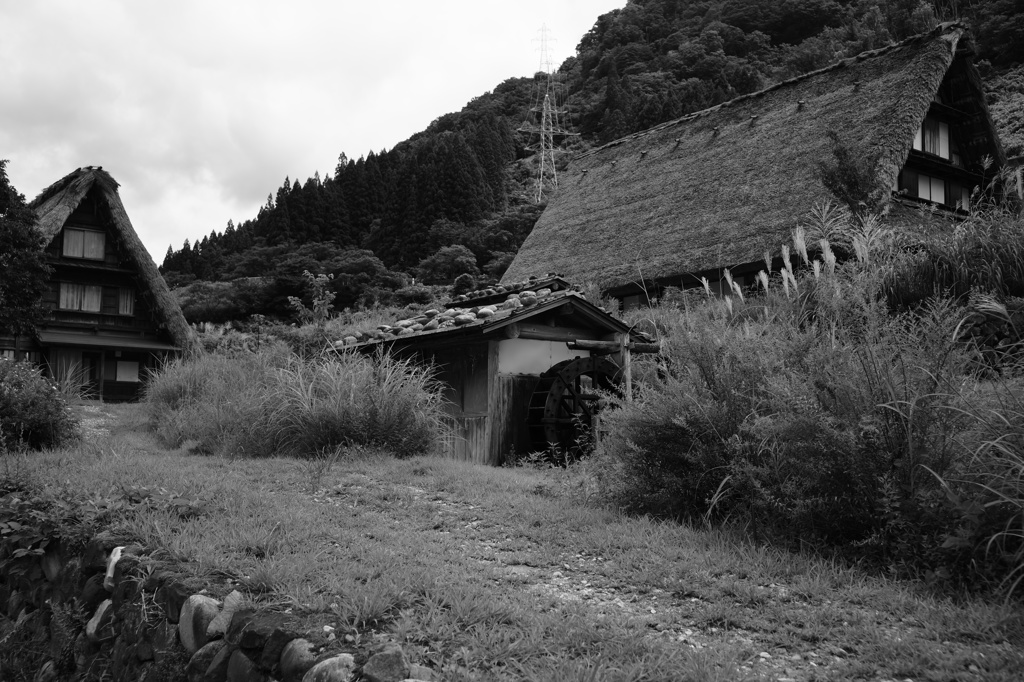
left=118, top=288, right=135, bottom=316
left=62, top=228, right=106, bottom=260
left=58, top=282, right=103, bottom=312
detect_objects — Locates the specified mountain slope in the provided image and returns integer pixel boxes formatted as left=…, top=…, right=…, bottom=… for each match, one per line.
left=161, top=0, right=1024, bottom=321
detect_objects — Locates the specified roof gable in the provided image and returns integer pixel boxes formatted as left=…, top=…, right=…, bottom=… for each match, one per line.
left=30, top=167, right=197, bottom=352
left=503, top=24, right=1005, bottom=293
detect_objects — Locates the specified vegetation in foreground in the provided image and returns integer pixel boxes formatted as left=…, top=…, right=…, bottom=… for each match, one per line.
left=1, top=405, right=1022, bottom=681
left=599, top=199, right=1024, bottom=598
left=145, top=342, right=446, bottom=459
left=0, top=358, right=78, bottom=452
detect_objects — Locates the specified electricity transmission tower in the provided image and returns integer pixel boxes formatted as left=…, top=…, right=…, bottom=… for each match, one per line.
left=518, top=25, right=578, bottom=203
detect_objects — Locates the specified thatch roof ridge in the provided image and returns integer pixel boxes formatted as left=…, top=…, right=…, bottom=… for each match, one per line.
left=574, top=22, right=969, bottom=163
left=30, top=167, right=198, bottom=353
left=503, top=23, right=999, bottom=292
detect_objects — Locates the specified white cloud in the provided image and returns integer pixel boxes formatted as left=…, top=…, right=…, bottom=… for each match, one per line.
left=0, top=0, right=623, bottom=260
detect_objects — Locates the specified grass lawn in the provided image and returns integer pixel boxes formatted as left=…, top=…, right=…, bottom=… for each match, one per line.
left=4, top=402, right=1023, bottom=681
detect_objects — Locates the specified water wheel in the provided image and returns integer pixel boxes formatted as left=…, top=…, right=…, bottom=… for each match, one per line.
left=528, top=356, right=621, bottom=458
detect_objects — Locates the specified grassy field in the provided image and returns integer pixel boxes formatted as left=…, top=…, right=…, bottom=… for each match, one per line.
left=2, top=402, right=1022, bottom=681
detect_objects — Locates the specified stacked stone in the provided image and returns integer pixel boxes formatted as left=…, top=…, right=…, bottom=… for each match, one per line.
left=453, top=274, right=569, bottom=304
left=0, top=531, right=434, bottom=682
left=333, top=286, right=565, bottom=348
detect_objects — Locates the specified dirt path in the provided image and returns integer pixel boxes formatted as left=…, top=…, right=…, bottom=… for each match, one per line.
left=57, top=406, right=1022, bottom=681
left=76, top=402, right=120, bottom=440
left=322, top=473, right=1024, bottom=681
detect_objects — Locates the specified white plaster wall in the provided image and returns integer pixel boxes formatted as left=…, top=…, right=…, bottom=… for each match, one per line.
left=497, top=338, right=588, bottom=376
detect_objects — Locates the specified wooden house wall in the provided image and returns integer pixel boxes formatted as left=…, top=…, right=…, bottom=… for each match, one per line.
left=39, top=188, right=162, bottom=339
left=429, top=343, right=493, bottom=465
left=44, top=346, right=152, bottom=401
left=490, top=374, right=540, bottom=462
left=408, top=335, right=604, bottom=465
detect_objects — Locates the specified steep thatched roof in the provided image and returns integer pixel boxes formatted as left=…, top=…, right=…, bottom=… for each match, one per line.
left=30, top=167, right=197, bottom=353
left=503, top=23, right=1006, bottom=293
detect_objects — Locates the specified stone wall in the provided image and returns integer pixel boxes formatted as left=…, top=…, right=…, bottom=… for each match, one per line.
left=0, top=532, right=433, bottom=682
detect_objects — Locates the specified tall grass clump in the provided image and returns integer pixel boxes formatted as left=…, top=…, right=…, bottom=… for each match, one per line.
left=596, top=201, right=1024, bottom=593
left=942, top=379, right=1024, bottom=597
left=145, top=342, right=445, bottom=458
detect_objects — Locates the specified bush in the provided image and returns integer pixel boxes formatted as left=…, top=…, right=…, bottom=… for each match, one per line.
left=594, top=232, right=1009, bottom=588
left=390, top=285, right=434, bottom=306
left=145, top=345, right=445, bottom=458
left=0, top=359, right=79, bottom=451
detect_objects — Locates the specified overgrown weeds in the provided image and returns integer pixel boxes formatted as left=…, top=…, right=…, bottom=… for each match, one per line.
left=600, top=201, right=1024, bottom=597
left=145, top=343, right=446, bottom=458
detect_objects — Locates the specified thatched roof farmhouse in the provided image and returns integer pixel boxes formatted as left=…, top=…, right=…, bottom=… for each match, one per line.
left=503, top=23, right=1006, bottom=304
left=1, top=166, right=196, bottom=400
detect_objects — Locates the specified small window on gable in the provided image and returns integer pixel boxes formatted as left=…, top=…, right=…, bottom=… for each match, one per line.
left=118, top=288, right=135, bottom=316
left=950, top=135, right=964, bottom=167
left=59, top=283, right=102, bottom=312
left=918, top=174, right=946, bottom=205
left=913, top=117, right=951, bottom=160
left=899, top=169, right=970, bottom=211
left=63, top=228, right=105, bottom=260
left=949, top=181, right=971, bottom=211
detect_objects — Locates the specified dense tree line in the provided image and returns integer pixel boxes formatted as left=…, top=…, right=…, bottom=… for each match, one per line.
left=0, top=159, right=50, bottom=339
left=161, top=0, right=1024, bottom=321
left=568, top=0, right=1024, bottom=143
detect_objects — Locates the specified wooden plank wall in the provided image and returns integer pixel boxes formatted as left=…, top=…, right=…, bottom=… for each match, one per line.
left=490, top=374, right=540, bottom=464
left=431, top=343, right=494, bottom=465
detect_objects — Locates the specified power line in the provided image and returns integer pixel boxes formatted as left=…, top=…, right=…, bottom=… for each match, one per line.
left=518, top=25, right=579, bottom=203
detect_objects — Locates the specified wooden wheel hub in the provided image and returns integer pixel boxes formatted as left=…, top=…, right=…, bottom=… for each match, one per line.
left=528, top=356, right=621, bottom=457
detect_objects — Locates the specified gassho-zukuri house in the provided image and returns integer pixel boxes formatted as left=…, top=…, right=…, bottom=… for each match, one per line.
left=0, top=167, right=196, bottom=401
left=502, top=23, right=1008, bottom=307
left=339, top=276, right=657, bottom=465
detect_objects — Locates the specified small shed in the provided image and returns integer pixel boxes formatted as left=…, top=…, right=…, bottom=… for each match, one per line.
left=344, top=276, right=655, bottom=465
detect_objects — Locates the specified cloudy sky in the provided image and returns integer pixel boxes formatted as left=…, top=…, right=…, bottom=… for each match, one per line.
left=1, top=0, right=624, bottom=261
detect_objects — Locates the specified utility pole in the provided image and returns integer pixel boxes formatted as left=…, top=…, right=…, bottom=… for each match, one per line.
left=518, top=25, right=578, bottom=203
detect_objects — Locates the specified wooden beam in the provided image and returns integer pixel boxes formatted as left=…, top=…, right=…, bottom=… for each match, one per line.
left=619, top=333, right=632, bottom=404
left=515, top=323, right=603, bottom=343
left=566, top=339, right=661, bottom=354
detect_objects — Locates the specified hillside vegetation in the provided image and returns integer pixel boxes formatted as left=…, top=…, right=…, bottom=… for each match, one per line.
left=159, top=0, right=1024, bottom=322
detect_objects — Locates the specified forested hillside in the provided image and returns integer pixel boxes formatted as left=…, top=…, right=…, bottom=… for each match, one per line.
left=161, top=0, right=1024, bottom=322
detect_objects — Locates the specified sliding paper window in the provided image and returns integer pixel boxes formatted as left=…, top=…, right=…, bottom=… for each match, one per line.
left=62, top=228, right=105, bottom=260
left=59, top=283, right=102, bottom=312
left=912, top=118, right=950, bottom=159
left=118, top=288, right=134, bottom=315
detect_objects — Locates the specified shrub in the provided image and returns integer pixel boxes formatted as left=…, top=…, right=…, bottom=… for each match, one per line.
left=594, top=233, right=1002, bottom=586
left=452, top=273, right=476, bottom=296
left=0, top=359, right=79, bottom=451
left=390, top=285, right=434, bottom=306
left=145, top=346, right=445, bottom=458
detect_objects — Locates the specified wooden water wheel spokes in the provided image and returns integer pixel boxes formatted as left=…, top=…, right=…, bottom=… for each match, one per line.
left=528, top=356, right=622, bottom=459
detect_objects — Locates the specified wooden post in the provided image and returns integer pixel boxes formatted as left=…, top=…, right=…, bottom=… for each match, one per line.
left=619, top=333, right=632, bottom=404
